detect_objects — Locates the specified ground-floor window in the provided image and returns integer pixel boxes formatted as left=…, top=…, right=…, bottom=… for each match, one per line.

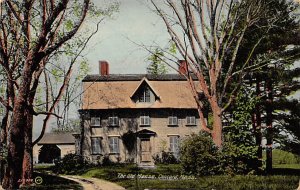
left=169, top=135, right=180, bottom=158
left=91, top=137, right=102, bottom=154
left=109, top=136, right=120, bottom=154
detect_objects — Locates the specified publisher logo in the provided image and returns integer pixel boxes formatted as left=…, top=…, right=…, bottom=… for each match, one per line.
left=34, top=176, right=43, bottom=185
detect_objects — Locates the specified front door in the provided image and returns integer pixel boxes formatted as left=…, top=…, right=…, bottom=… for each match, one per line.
left=140, top=138, right=151, bottom=162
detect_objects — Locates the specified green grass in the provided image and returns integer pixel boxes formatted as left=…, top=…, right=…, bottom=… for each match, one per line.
left=80, top=164, right=300, bottom=190
left=118, top=175, right=300, bottom=190
left=274, top=164, right=300, bottom=169
left=263, top=149, right=300, bottom=165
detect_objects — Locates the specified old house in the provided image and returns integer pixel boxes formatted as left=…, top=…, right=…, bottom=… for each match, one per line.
left=79, top=61, right=202, bottom=167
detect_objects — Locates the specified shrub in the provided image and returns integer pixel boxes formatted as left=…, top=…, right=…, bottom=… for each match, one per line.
left=54, top=153, right=89, bottom=174
left=153, top=151, right=179, bottom=164
left=180, top=132, right=220, bottom=176
left=102, top=154, right=113, bottom=166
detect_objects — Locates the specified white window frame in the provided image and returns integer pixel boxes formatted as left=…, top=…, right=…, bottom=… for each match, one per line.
left=109, top=136, right=120, bottom=154
left=140, top=115, right=150, bottom=126
left=169, top=135, right=180, bottom=158
left=108, top=116, right=119, bottom=126
left=91, top=137, right=102, bottom=154
left=90, top=116, right=101, bottom=126
left=168, top=116, right=178, bottom=126
left=139, top=86, right=151, bottom=103
left=186, top=116, right=196, bottom=125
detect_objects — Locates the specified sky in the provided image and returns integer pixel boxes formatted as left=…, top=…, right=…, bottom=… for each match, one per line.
left=86, top=0, right=171, bottom=74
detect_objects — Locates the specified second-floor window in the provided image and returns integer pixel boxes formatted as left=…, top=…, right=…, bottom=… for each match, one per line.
left=186, top=116, right=196, bottom=125
left=91, top=137, right=102, bottom=154
left=139, top=86, right=151, bottom=103
left=140, top=115, right=150, bottom=126
left=109, top=137, right=120, bottom=154
left=91, top=116, right=101, bottom=126
left=168, top=116, right=178, bottom=126
left=108, top=116, right=119, bottom=126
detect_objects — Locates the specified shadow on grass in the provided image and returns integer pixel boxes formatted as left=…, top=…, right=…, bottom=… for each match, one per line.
left=271, top=168, right=300, bottom=176
left=21, top=172, right=83, bottom=190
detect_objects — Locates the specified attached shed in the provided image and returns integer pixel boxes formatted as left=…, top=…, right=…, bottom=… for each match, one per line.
left=33, top=133, right=75, bottom=164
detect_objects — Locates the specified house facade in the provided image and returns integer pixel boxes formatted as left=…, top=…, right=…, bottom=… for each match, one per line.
left=79, top=61, right=202, bottom=167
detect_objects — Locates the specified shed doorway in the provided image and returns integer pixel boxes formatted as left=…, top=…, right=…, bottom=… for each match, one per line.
left=38, top=145, right=61, bottom=163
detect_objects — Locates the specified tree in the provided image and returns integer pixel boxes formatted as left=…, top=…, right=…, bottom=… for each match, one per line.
left=234, top=0, right=300, bottom=172
left=0, top=0, right=118, bottom=188
left=147, top=48, right=168, bottom=75
left=151, top=0, right=277, bottom=147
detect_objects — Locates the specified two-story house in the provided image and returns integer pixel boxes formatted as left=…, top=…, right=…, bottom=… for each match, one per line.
left=78, top=61, right=202, bottom=167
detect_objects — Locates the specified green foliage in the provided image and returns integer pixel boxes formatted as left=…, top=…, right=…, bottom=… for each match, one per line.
left=221, top=89, right=260, bottom=174
left=180, top=132, right=220, bottom=176
left=54, top=153, right=89, bottom=174
left=153, top=151, right=179, bottom=164
left=147, top=48, right=168, bottom=75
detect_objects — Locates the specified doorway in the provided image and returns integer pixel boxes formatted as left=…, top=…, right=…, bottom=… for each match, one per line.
left=38, top=144, right=61, bottom=163
left=140, top=138, right=151, bottom=162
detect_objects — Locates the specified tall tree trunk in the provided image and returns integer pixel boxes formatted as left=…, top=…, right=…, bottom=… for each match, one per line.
left=265, top=78, right=273, bottom=173
left=252, top=77, right=263, bottom=171
left=211, top=97, right=223, bottom=147
left=0, top=113, right=8, bottom=186
left=4, top=63, right=33, bottom=189
left=5, top=102, right=26, bottom=189
left=22, top=111, right=33, bottom=186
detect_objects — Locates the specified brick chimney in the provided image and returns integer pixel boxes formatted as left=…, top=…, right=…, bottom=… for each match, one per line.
left=178, top=60, right=188, bottom=75
left=99, top=60, right=109, bottom=76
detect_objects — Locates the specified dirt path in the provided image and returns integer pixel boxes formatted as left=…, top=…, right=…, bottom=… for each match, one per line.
left=62, top=175, right=126, bottom=190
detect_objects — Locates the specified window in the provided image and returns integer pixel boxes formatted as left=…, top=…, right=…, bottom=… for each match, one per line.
left=91, top=137, right=102, bottom=154
left=90, top=116, right=101, bottom=126
left=186, top=116, right=196, bottom=125
left=109, top=137, right=119, bottom=154
left=168, top=116, right=178, bottom=126
left=139, top=86, right=151, bottom=103
left=169, top=136, right=180, bottom=158
left=140, top=115, right=150, bottom=126
left=108, top=116, right=119, bottom=126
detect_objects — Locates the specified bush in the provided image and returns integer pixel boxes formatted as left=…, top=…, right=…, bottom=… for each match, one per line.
left=54, top=153, right=89, bottom=174
left=153, top=151, right=179, bottom=164
left=180, top=132, right=220, bottom=176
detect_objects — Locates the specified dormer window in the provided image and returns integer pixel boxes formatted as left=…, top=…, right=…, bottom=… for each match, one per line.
left=91, top=116, right=101, bottom=126
left=131, top=78, right=160, bottom=104
left=108, top=116, right=119, bottom=126
left=168, top=116, right=178, bottom=126
left=139, top=86, right=151, bottom=103
left=186, top=116, right=196, bottom=126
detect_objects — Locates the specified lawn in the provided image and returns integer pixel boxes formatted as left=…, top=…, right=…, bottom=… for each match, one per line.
left=31, top=150, right=300, bottom=190
left=20, top=169, right=82, bottom=190
left=81, top=164, right=300, bottom=190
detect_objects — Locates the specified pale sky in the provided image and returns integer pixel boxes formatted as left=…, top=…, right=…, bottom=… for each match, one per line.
left=86, top=0, right=171, bottom=74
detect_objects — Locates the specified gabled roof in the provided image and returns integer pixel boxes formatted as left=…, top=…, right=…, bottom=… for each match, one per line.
left=82, top=74, right=200, bottom=110
left=130, top=77, right=160, bottom=99
left=37, top=133, right=75, bottom=145
left=82, top=74, right=196, bottom=82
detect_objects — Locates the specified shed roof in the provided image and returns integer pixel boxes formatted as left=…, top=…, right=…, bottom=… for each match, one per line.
left=37, top=133, right=75, bottom=145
